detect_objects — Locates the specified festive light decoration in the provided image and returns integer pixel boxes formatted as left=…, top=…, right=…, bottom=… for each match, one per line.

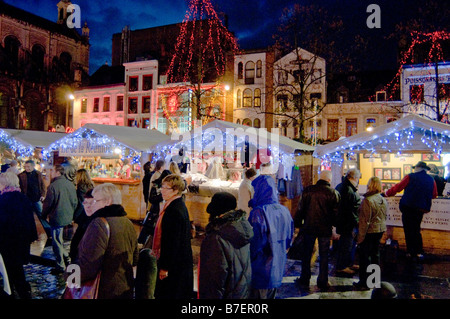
left=371, top=31, right=450, bottom=122
left=315, top=116, right=450, bottom=163
left=43, top=127, right=142, bottom=164
left=164, top=0, right=239, bottom=129
left=0, top=130, right=35, bottom=157
left=167, top=0, right=239, bottom=84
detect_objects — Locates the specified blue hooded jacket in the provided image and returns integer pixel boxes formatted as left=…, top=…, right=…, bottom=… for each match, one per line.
left=248, top=175, right=294, bottom=289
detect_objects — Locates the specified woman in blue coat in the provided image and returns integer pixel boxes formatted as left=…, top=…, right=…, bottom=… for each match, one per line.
left=248, top=174, right=294, bottom=299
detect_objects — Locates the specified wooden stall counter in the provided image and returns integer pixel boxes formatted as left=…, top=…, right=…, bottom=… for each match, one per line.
left=384, top=197, right=450, bottom=255
left=92, top=177, right=146, bottom=222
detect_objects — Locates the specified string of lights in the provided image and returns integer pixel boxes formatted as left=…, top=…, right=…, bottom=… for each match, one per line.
left=0, top=130, right=35, bottom=158
left=43, top=127, right=142, bottom=164
left=370, top=31, right=450, bottom=113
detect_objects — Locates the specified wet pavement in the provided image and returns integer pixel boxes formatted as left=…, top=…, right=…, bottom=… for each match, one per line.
left=5, top=221, right=449, bottom=300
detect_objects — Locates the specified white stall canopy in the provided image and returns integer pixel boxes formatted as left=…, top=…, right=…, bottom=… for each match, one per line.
left=43, top=124, right=170, bottom=162
left=314, top=114, right=450, bottom=163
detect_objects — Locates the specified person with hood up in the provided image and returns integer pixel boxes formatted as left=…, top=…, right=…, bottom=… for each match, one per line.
left=199, top=192, right=254, bottom=299
left=248, top=174, right=293, bottom=299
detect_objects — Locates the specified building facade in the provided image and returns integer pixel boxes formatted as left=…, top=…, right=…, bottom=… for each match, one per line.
left=0, top=0, right=90, bottom=131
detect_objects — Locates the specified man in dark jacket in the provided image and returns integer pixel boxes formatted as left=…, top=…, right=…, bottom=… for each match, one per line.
left=42, top=164, right=78, bottom=274
left=335, top=168, right=361, bottom=275
left=384, top=161, right=437, bottom=260
left=199, top=192, right=254, bottom=299
left=18, top=160, right=50, bottom=236
left=295, top=170, right=340, bottom=290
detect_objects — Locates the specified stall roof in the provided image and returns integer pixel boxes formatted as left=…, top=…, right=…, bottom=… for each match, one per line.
left=52, top=123, right=171, bottom=153
left=155, top=119, right=315, bottom=154
left=3, top=129, right=67, bottom=148
left=80, top=124, right=170, bottom=152
left=314, top=114, right=450, bottom=162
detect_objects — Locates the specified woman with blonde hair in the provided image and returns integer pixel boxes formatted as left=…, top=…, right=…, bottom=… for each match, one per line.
left=169, top=161, right=181, bottom=175
left=354, top=176, right=387, bottom=290
left=73, top=168, right=94, bottom=224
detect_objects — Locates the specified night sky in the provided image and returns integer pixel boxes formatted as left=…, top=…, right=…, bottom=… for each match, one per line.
left=4, top=0, right=449, bottom=75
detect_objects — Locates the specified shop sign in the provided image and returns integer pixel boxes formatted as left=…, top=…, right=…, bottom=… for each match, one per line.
left=59, top=139, right=114, bottom=157
left=386, top=197, right=450, bottom=231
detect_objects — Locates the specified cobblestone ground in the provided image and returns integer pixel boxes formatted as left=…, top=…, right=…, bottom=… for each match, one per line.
left=8, top=232, right=450, bottom=300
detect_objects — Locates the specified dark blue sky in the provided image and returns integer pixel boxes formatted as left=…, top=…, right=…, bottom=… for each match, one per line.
left=5, top=0, right=449, bottom=74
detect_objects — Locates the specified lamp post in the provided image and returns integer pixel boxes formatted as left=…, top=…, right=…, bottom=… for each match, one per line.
left=66, top=93, right=74, bottom=128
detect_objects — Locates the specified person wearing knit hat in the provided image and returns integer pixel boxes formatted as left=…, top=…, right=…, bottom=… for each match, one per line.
left=206, top=192, right=238, bottom=221
left=199, top=192, right=253, bottom=299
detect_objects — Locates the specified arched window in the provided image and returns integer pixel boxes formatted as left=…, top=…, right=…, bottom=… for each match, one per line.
left=245, top=61, right=255, bottom=84
left=253, top=118, right=261, bottom=128
left=237, top=62, right=243, bottom=80
left=242, top=118, right=252, bottom=126
left=236, top=89, right=242, bottom=108
left=254, top=88, right=261, bottom=108
left=256, top=60, right=262, bottom=78
left=4, top=35, right=21, bottom=73
left=31, top=44, right=45, bottom=81
left=243, top=89, right=252, bottom=107
left=59, top=52, right=72, bottom=81
left=236, top=119, right=241, bottom=125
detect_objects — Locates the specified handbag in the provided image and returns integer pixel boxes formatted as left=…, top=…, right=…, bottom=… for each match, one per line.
left=62, top=217, right=110, bottom=299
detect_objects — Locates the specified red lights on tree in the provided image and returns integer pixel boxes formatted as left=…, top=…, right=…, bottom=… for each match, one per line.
left=165, top=0, right=239, bottom=127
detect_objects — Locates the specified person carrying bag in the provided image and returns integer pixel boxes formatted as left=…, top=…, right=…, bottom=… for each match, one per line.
left=62, top=217, right=110, bottom=299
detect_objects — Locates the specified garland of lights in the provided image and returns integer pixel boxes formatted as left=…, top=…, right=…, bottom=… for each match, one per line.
left=153, top=128, right=298, bottom=171
left=371, top=31, right=450, bottom=123
left=43, top=127, right=142, bottom=164
left=0, top=130, right=35, bottom=158
left=165, top=0, right=239, bottom=128
left=317, top=122, right=450, bottom=164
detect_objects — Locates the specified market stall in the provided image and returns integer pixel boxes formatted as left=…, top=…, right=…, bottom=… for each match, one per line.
left=313, top=114, right=450, bottom=254
left=43, top=123, right=170, bottom=220
left=0, top=128, right=66, bottom=180
left=153, top=120, right=317, bottom=229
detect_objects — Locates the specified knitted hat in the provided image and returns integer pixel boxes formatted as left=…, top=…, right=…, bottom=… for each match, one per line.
left=206, top=192, right=237, bottom=217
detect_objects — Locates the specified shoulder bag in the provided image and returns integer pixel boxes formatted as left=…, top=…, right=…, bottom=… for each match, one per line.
left=62, top=217, right=110, bottom=299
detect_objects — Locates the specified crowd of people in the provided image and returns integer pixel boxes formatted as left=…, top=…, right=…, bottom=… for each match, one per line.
left=0, top=156, right=442, bottom=299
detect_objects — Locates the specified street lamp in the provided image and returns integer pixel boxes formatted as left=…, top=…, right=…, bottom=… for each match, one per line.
left=66, top=93, right=74, bottom=128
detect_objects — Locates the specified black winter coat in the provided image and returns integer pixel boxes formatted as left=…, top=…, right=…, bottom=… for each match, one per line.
left=0, top=191, right=37, bottom=266
left=155, top=197, right=193, bottom=299
left=199, top=209, right=254, bottom=299
left=295, top=179, right=340, bottom=237
left=335, top=178, right=361, bottom=235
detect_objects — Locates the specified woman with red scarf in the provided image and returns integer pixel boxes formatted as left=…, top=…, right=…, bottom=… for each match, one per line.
left=153, top=174, right=193, bottom=299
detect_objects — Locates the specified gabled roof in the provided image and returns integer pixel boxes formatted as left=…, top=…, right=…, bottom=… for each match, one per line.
left=155, top=119, right=315, bottom=154
left=313, top=114, right=450, bottom=162
left=3, top=129, right=67, bottom=148
left=44, top=124, right=169, bottom=157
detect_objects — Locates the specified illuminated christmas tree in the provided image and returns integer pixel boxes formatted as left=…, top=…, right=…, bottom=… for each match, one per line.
left=165, top=0, right=239, bottom=128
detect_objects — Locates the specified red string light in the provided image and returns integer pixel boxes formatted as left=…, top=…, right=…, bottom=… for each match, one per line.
left=166, top=0, right=239, bottom=84
left=371, top=31, right=450, bottom=103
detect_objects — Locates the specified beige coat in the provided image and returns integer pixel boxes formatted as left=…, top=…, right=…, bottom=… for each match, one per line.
left=357, top=193, right=387, bottom=243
